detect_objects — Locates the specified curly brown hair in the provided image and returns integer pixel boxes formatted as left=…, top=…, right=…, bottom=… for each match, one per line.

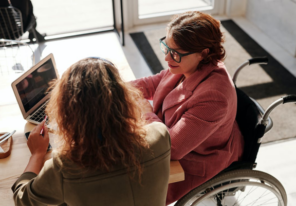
left=167, top=11, right=226, bottom=66
left=46, top=58, right=148, bottom=178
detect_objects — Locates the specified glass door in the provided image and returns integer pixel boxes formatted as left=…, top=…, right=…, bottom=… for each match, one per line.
left=31, top=0, right=113, bottom=37
left=132, top=0, right=223, bottom=25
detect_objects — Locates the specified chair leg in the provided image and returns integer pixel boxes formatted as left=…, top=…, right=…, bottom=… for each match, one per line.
left=28, top=28, right=46, bottom=43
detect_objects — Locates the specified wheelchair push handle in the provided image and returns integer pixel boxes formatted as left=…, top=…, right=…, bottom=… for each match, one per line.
left=283, top=95, right=296, bottom=104
left=257, top=95, right=296, bottom=143
left=248, top=57, right=268, bottom=65
left=233, top=57, right=269, bottom=84
left=261, top=95, right=296, bottom=125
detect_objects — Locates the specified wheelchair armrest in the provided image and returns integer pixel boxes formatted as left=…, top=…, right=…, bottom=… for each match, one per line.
left=250, top=97, right=273, bottom=133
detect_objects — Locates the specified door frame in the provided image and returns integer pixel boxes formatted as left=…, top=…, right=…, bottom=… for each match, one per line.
left=130, top=0, right=225, bottom=26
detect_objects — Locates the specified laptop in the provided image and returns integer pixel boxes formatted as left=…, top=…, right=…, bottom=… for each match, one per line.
left=11, top=53, right=59, bottom=125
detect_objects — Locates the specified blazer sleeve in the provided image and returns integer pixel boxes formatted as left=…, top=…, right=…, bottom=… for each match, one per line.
left=11, top=158, right=64, bottom=206
left=130, top=70, right=167, bottom=100
left=169, top=90, right=229, bottom=160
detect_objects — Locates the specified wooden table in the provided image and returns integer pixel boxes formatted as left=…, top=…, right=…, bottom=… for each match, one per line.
left=0, top=115, right=184, bottom=205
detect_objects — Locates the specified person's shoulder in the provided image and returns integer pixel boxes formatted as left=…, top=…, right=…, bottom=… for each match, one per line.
left=50, top=151, right=64, bottom=170
left=202, top=61, right=226, bottom=71
left=144, top=122, right=171, bottom=156
left=51, top=151, right=77, bottom=172
left=145, top=122, right=170, bottom=137
left=36, top=152, right=63, bottom=176
left=193, top=61, right=235, bottom=103
left=50, top=151, right=85, bottom=176
left=201, top=61, right=232, bottom=83
left=214, top=61, right=229, bottom=75
left=217, top=60, right=226, bottom=68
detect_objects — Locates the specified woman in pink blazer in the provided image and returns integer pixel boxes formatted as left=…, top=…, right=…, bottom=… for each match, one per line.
left=131, top=11, right=244, bottom=205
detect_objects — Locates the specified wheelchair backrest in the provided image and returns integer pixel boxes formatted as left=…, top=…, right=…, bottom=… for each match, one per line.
left=235, top=87, right=265, bottom=165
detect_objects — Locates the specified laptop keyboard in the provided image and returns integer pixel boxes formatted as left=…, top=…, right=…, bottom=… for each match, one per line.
left=30, top=101, right=49, bottom=123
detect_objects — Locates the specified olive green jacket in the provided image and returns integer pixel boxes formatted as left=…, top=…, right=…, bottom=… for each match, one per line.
left=12, top=122, right=171, bottom=206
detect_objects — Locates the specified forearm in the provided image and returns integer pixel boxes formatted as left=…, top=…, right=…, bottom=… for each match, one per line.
left=24, top=154, right=45, bottom=175
left=130, top=71, right=165, bottom=100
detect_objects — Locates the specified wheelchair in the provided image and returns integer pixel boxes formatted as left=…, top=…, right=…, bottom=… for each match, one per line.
left=174, top=57, right=296, bottom=206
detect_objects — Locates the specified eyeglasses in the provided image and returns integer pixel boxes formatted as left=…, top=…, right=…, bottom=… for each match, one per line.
left=159, top=37, right=195, bottom=63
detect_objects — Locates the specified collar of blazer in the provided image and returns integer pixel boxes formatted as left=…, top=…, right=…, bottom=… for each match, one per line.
left=154, top=62, right=221, bottom=113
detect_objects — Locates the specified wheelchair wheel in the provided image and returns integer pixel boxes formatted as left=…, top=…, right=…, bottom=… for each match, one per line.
left=175, top=169, right=287, bottom=206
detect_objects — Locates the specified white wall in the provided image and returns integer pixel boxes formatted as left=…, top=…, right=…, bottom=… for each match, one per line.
left=245, top=0, right=296, bottom=57
left=225, top=0, right=247, bottom=17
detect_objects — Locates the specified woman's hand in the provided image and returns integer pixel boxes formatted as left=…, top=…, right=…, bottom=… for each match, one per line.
left=139, top=98, right=153, bottom=114
left=24, top=120, right=50, bottom=174
left=27, top=120, right=49, bottom=157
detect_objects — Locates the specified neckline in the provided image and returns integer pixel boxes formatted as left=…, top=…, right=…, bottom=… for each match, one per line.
left=175, top=75, right=185, bottom=88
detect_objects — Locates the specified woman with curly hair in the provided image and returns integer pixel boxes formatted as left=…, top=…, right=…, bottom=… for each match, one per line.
left=12, top=58, right=171, bottom=206
left=132, top=11, right=244, bottom=204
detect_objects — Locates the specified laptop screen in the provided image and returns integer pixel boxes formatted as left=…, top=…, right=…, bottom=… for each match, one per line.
left=15, top=59, right=57, bottom=112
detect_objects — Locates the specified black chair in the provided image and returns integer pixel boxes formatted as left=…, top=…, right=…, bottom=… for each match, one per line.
left=0, top=0, right=45, bottom=43
left=0, top=1, right=46, bottom=72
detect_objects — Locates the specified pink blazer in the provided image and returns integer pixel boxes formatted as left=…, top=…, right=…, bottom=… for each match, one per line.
left=132, top=62, right=244, bottom=202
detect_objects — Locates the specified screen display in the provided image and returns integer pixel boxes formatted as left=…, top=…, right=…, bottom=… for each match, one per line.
left=16, top=59, right=57, bottom=112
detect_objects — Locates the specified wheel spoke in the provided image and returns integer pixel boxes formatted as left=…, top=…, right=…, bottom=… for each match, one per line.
left=235, top=184, right=260, bottom=205
left=235, top=187, right=278, bottom=206
left=223, top=180, right=232, bottom=205
left=245, top=197, right=277, bottom=206
left=233, top=186, right=253, bottom=205
left=232, top=186, right=243, bottom=206
left=248, top=188, right=269, bottom=206
left=177, top=170, right=286, bottom=206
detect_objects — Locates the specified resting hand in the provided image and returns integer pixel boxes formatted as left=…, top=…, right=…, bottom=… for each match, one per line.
left=139, top=98, right=153, bottom=114
left=27, top=120, right=49, bottom=157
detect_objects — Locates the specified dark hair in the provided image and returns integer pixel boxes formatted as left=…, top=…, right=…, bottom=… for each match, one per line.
left=46, top=58, right=148, bottom=179
left=167, top=11, right=226, bottom=66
